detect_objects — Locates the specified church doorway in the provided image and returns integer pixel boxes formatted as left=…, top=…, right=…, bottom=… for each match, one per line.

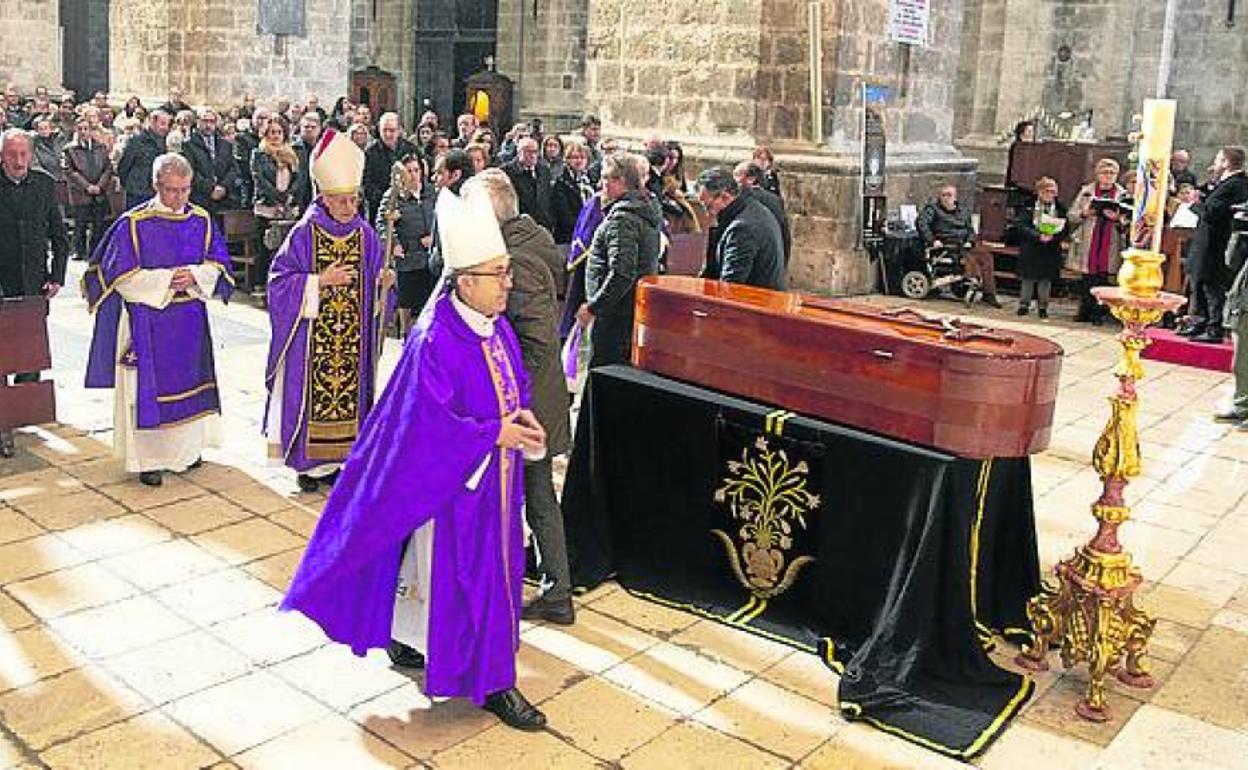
left=411, top=0, right=499, bottom=125
left=60, top=0, right=110, bottom=98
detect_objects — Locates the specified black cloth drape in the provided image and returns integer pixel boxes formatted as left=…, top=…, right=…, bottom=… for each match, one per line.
left=562, top=366, right=1041, bottom=760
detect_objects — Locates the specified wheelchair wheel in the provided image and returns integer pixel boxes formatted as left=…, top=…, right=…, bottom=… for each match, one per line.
left=901, top=270, right=931, bottom=300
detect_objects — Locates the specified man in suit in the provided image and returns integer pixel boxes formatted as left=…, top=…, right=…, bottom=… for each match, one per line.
left=183, top=109, right=238, bottom=219
left=733, top=161, right=792, bottom=265
left=502, top=137, right=553, bottom=231
left=361, top=112, right=416, bottom=221
left=1184, top=146, right=1248, bottom=343
left=291, top=112, right=322, bottom=211
left=698, top=167, right=786, bottom=290
left=62, top=117, right=114, bottom=260
left=117, top=109, right=170, bottom=209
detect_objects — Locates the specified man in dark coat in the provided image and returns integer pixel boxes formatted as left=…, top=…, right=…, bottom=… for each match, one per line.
left=182, top=109, right=238, bottom=217
left=1185, top=146, right=1248, bottom=343
left=62, top=117, right=114, bottom=260
left=734, top=161, right=792, bottom=265
left=117, top=109, right=171, bottom=209
left=362, top=112, right=417, bottom=222
left=0, top=128, right=70, bottom=456
left=501, top=137, right=554, bottom=231
left=290, top=112, right=323, bottom=212
left=233, top=109, right=268, bottom=208
left=577, top=152, right=662, bottom=367
left=698, top=167, right=786, bottom=290
left=916, top=183, right=1003, bottom=308
left=464, top=168, right=575, bottom=624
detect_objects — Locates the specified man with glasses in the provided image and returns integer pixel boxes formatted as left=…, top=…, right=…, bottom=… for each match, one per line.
left=83, top=154, right=232, bottom=485
left=184, top=108, right=238, bottom=219
left=264, top=129, right=394, bottom=493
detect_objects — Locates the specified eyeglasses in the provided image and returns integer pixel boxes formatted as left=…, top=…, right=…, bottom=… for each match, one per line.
left=461, top=266, right=513, bottom=281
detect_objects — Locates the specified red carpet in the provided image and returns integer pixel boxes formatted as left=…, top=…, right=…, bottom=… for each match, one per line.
left=1142, top=328, right=1233, bottom=373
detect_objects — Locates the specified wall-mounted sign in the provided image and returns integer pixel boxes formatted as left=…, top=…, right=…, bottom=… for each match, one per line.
left=258, top=0, right=306, bottom=37
left=888, top=0, right=930, bottom=46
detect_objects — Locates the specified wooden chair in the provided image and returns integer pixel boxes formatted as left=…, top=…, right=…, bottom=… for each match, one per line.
left=221, top=209, right=259, bottom=291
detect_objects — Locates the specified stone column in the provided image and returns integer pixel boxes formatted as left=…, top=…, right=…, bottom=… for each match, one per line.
left=1, top=0, right=63, bottom=93
left=583, top=0, right=974, bottom=296
left=109, top=0, right=351, bottom=109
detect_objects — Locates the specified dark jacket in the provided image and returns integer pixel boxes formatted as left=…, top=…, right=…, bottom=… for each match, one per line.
left=501, top=215, right=571, bottom=456
left=250, top=148, right=300, bottom=210
left=1014, top=201, right=1069, bottom=281
left=62, top=138, right=114, bottom=207
left=760, top=169, right=782, bottom=200
left=233, top=130, right=260, bottom=206
left=716, top=194, right=787, bottom=290
left=291, top=136, right=318, bottom=210
left=744, top=186, right=791, bottom=265
left=551, top=166, right=593, bottom=246
left=1188, top=171, right=1248, bottom=285
left=362, top=137, right=418, bottom=220
left=916, top=200, right=976, bottom=248
left=183, top=131, right=238, bottom=212
left=117, top=130, right=166, bottom=198
left=502, top=161, right=554, bottom=231
left=0, top=168, right=70, bottom=297
left=586, top=191, right=663, bottom=318
left=32, top=135, right=66, bottom=181
left=374, top=183, right=435, bottom=272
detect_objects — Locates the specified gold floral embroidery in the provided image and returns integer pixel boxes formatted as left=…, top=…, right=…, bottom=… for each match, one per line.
left=305, top=226, right=364, bottom=460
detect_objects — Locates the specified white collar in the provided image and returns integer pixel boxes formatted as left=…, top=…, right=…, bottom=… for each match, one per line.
left=451, top=291, right=496, bottom=337
left=150, top=199, right=184, bottom=214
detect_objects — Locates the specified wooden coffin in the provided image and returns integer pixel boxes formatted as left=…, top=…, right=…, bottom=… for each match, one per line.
left=632, top=276, right=1063, bottom=458
left=0, top=296, right=56, bottom=432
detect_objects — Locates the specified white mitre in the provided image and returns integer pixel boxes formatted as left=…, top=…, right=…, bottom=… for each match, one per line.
left=310, top=128, right=365, bottom=195
left=436, top=188, right=508, bottom=271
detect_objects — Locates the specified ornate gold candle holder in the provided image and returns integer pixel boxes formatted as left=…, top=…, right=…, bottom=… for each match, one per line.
left=1015, top=249, right=1184, bottom=721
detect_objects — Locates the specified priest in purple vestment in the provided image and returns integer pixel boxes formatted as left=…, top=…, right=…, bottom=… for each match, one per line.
left=264, top=129, right=393, bottom=493
left=281, top=186, right=551, bottom=731
left=83, top=153, right=233, bottom=487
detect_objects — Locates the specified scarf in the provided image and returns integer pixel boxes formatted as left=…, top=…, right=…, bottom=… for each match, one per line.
left=261, top=137, right=299, bottom=171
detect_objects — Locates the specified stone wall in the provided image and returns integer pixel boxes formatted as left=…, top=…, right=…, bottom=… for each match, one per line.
left=109, top=0, right=351, bottom=110
left=349, top=0, right=414, bottom=119
left=496, top=0, right=590, bottom=130
left=0, top=0, right=62, bottom=93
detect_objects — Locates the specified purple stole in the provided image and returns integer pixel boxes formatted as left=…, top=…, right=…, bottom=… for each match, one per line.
left=1088, top=185, right=1120, bottom=276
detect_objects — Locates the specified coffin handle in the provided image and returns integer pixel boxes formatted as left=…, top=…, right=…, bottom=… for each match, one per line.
left=691, top=309, right=710, bottom=319
left=871, top=349, right=895, bottom=360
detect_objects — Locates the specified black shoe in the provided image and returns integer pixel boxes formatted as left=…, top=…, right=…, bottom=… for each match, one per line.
left=1214, top=410, right=1248, bottom=424
left=521, top=594, right=576, bottom=625
left=483, top=688, right=546, bottom=732
left=983, top=295, right=1003, bottom=309
left=139, top=471, right=163, bottom=487
left=1016, top=305, right=1029, bottom=316
left=324, top=469, right=341, bottom=486
left=0, top=431, right=14, bottom=458
left=1038, top=308, right=1049, bottom=319
left=187, top=457, right=203, bottom=471
left=1191, top=330, right=1226, bottom=344
left=386, top=640, right=426, bottom=669
left=296, top=474, right=320, bottom=493
left=1177, top=323, right=1207, bottom=338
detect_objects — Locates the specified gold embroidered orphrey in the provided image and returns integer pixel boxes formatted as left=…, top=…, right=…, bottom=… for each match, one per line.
left=305, top=225, right=365, bottom=461
left=713, top=435, right=820, bottom=599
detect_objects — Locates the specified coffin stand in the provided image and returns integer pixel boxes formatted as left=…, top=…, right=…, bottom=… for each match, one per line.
left=0, top=297, right=56, bottom=432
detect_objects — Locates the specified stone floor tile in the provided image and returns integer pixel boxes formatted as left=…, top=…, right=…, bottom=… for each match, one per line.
left=6, top=562, right=138, bottom=619
left=240, top=548, right=303, bottom=592
left=153, top=569, right=282, bottom=626
left=270, top=645, right=412, bottom=712
left=0, top=534, right=90, bottom=586
left=97, top=475, right=205, bottom=511
left=431, top=723, right=597, bottom=769
left=668, top=620, right=795, bottom=673
left=538, top=678, right=677, bottom=761
left=21, top=432, right=111, bottom=467
left=513, top=641, right=588, bottom=705
left=216, top=483, right=295, bottom=516
left=233, top=715, right=414, bottom=770
left=1147, top=618, right=1203, bottom=664
left=140, top=495, right=251, bottom=536
left=0, top=731, right=24, bottom=768
left=588, top=590, right=701, bottom=638
left=0, top=592, right=35, bottom=631
left=207, top=607, right=327, bottom=666
left=977, top=720, right=1101, bottom=770
left=0, top=625, right=81, bottom=693
left=1185, top=537, right=1248, bottom=576
left=190, top=518, right=304, bottom=566
left=49, top=595, right=194, bottom=659
left=0, top=509, right=42, bottom=547
left=1094, top=704, right=1248, bottom=770
left=1151, top=625, right=1248, bottom=732
left=1211, top=608, right=1248, bottom=635
left=692, top=677, right=837, bottom=762
left=601, top=641, right=751, bottom=717
left=101, top=631, right=254, bottom=705
left=622, top=720, right=788, bottom=769
left=350, top=685, right=495, bottom=761
left=1130, top=497, right=1223, bottom=537
left=10, top=489, right=127, bottom=531
left=797, top=723, right=966, bottom=769
left=521, top=607, right=658, bottom=674
left=264, top=506, right=320, bottom=538
left=163, top=671, right=330, bottom=756
left=1160, top=560, right=1244, bottom=610
left=758, top=650, right=839, bottom=708
left=1120, top=521, right=1199, bottom=578
left=183, top=462, right=265, bottom=493
left=99, top=538, right=227, bottom=591
left=60, top=457, right=133, bottom=488
left=1140, top=583, right=1223, bottom=629
left=0, top=469, right=85, bottom=506
left=1022, top=675, right=1142, bottom=747
left=0, top=668, right=147, bottom=751
left=38, top=710, right=222, bottom=770
left=55, top=513, right=172, bottom=560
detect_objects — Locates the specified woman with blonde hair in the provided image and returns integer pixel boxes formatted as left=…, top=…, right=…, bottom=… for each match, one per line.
left=250, top=119, right=301, bottom=298
left=1068, top=158, right=1127, bottom=323
left=1015, top=176, right=1068, bottom=319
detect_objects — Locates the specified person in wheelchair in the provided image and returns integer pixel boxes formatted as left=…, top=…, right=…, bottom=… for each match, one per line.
left=915, top=184, right=1002, bottom=308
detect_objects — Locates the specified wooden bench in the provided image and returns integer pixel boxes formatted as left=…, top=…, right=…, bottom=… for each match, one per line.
left=221, top=209, right=259, bottom=291
left=973, top=241, right=1080, bottom=296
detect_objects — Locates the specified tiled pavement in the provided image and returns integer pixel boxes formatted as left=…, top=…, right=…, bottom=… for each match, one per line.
left=2, top=270, right=1248, bottom=768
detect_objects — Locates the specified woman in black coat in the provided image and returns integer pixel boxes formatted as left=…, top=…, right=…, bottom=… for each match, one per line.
left=1014, top=176, right=1068, bottom=319
left=375, top=156, right=436, bottom=336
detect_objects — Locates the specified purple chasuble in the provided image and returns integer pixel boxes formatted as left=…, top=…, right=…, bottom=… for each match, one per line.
left=83, top=202, right=233, bottom=428
left=282, top=291, right=530, bottom=705
left=559, top=195, right=605, bottom=338
left=264, top=200, right=389, bottom=472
